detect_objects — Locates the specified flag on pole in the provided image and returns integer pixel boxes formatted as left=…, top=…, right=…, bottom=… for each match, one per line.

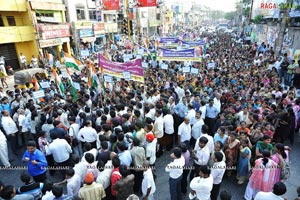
left=32, top=76, right=44, bottom=102
left=88, top=62, right=99, bottom=89
left=66, top=68, right=77, bottom=101
left=52, top=68, right=65, bottom=96
left=64, top=53, right=81, bottom=71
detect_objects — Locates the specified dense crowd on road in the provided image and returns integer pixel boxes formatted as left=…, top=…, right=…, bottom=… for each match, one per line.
left=0, top=31, right=300, bottom=200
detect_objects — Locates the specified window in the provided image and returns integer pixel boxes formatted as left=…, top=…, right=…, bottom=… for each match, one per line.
left=0, top=15, right=4, bottom=26
left=6, top=16, right=16, bottom=26
left=89, top=10, right=96, bottom=20
left=76, top=7, right=85, bottom=20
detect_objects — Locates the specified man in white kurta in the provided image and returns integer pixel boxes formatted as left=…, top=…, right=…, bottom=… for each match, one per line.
left=0, top=130, right=10, bottom=167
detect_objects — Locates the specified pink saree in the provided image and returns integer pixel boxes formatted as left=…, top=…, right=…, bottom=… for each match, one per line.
left=250, top=158, right=278, bottom=192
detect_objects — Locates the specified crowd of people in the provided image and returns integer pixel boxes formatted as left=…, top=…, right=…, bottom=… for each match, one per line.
left=0, top=30, right=299, bottom=200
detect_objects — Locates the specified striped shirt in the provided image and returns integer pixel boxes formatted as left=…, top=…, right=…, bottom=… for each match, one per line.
left=78, top=182, right=106, bottom=200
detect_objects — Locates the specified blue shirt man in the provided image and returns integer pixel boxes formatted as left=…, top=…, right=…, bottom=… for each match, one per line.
left=22, top=141, right=48, bottom=182
left=174, top=96, right=188, bottom=118
left=205, top=100, right=219, bottom=119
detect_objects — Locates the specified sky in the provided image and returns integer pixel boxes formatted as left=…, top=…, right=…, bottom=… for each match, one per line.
left=200, top=0, right=238, bottom=12
left=165, top=0, right=238, bottom=12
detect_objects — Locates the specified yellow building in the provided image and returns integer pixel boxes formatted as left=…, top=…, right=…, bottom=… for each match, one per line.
left=0, top=0, right=39, bottom=69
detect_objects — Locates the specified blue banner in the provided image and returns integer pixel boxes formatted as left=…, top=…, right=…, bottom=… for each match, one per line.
left=79, top=29, right=94, bottom=37
left=160, top=48, right=195, bottom=57
left=182, top=40, right=206, bottom=46
left=157, top=48, right=202, bottom=61
left=159, top=37, right=179, bottom=43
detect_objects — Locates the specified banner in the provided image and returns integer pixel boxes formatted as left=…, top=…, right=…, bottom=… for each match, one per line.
left=99, top=54, right=144, bottom=83
left=159, top=37, right=179, bottom=43
left=182, top=40, right=206, bottom=46
left=102, top=0, right=120, bottom=10
left=156, top=48, right=202, bottom=61
left=138, top=0, right=157, bottom=7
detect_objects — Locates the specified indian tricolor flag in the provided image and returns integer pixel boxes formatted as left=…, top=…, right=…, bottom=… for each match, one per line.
left=64, top=53, right=81, bottom=71
left=66, top=68, right=77, bottom=101
left=52, top=68, right=65, bottom=96
left=32, top=76, right=44, bottom=102
left=88, top=62, right=99, bottom=89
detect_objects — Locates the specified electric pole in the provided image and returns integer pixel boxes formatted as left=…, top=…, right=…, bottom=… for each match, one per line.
left=125, top=0, right=131, bottom=39
left=275, top=0, right=293, bottom=56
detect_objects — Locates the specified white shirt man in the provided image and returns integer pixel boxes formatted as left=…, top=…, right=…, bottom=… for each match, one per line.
left=193, top=138, right=210, bottom=166
left=165, top=155, right=185, bottom=179
left=18, top=112, right=29, bottom=133
left=210, top=152, right=226, bottom=200
left=153, top=111, right=164, bottom=138
left=20, top=53, right=27, bottom=66
left=0, top=130, right=10, bottom=167
left=1, top=114, right=19, bottom=136
left=73, top=161, right=87, bottom=184
left=178, top=117, right=191, bottom=144
left=186, top=106, right=196, bottom=125
left=163, top=113, right=174, bottom=135
left=195, top=127, right=214, bottom=154
left=77, top=125, right=98, bottom=143
left=96, top=160, right=113, bottom=189
left=142, top=164, right=156, bottom=200
left=67, top=172, right=81, bottom=197
left=190, top=172, right=213, bottom=200
left=45, top=138, right=72, bottom=163
left=192, top=112, right=204, bottom=140
left=146, top=137, right=157, bottom=165
left=199, top=104, right=206, bottom=120
left=213, top=94, right=221, bottom=113
left=254, top=182, right=287, bottom=200
left=69, top=122, right=80, bottom=141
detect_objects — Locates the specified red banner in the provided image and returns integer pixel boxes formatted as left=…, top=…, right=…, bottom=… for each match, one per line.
left=93, top=22, right=105, bottom=35
left=102, top=0, right=120, bottom=10
left=36, top=24, right=71, bottom=39
left=138, top=0, right=157, bottom=7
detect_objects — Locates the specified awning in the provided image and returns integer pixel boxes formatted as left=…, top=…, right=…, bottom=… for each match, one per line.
left=96, top=35, right=105, bottom=38
left=81, top=37, right=96, bottom=43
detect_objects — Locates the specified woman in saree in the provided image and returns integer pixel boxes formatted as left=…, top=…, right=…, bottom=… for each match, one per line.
left=271, top=143, right=290, bottom=183
left=237, top=138, right=251, bottom=185
left=244, top=150, right=278, bottom=200
left=224, top=131, right=240, bottom=176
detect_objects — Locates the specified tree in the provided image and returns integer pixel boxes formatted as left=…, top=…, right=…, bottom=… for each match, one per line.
left=224, top=11, right=235, bottom=20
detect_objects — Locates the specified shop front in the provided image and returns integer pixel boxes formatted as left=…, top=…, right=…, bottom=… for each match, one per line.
left=93, top=22, right=106, bottom=52
left=104, top=23, right=118, bottom=42
left=36, top=23, right=71, bottom=62
left=73, top=21, right=96, bottom=57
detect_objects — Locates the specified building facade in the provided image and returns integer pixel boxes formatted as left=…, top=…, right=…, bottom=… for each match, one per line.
left=29, top=0, right=71, bottom=63
left=0, top=0, right=39, bottom=69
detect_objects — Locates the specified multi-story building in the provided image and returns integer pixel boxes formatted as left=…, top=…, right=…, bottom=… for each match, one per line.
left=29, top=0, right=71, bottom=62
left=0, top=0, right=39, bottom=69
left=64, top=0, right=117, bottom=56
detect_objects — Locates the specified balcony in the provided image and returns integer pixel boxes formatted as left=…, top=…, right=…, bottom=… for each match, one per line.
left=0, top=26, right=36, bottom=44
left=0, top=0, right=27, bottom=11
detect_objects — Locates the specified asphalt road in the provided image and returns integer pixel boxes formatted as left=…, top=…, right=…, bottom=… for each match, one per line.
left=1, top=74, right=300, bottom=199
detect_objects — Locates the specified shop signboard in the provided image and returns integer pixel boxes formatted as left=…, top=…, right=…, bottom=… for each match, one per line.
left=102, top=0, right=120, bottom=10
left=74, top=21, right=93, bottom=29
left=37, top=24, right=71, bottom=40
left=79, top=29, right=94, bottom=38
left=93, top=22, right=105, bottom=35
left=104, top=23, right=118, bottom=33
left=138, top=0, right=157, bottom=7
left=39, top=38, right=63, bottom=48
